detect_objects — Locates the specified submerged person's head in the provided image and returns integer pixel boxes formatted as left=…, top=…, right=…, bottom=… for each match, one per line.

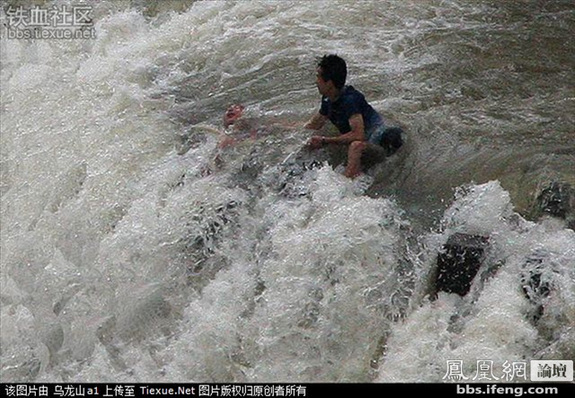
left=223, top=104, right=245, bottom=127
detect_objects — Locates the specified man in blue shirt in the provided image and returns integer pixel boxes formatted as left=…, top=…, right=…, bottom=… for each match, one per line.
left=305, top=54, right=402, bottom=178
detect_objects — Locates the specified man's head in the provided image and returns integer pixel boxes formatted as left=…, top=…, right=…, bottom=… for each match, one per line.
left=223, top=104, right=245, bottom=127
left=316, top=54, right=347, bottom=95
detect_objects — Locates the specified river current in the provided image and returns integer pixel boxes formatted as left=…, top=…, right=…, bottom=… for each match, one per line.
left=1, top=0, right=574, bottom=383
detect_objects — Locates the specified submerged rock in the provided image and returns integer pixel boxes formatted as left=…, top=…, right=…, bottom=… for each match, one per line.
left=531, top=181, right=574, bottom=229
left=520, top=251, right=552, bottom=323
left=433, top=233, right=489, bottom=297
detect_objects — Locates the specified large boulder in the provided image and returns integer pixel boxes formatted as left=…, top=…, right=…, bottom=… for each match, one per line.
left=433, top=233, right=489, bottom=297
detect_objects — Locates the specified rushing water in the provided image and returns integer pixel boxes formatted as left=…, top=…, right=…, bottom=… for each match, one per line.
left=1, top=0, right=574, bottom=383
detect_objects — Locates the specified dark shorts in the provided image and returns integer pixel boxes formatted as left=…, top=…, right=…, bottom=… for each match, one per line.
left=367, top=125, right=404, bottom=156
left=360, top=126, right=405, bottom=171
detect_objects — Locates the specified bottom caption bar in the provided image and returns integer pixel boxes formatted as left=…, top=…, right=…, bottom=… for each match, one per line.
left=1, top=383, right=574, bottom=397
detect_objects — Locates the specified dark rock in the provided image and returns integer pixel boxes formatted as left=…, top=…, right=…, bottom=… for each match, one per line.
left=181, top=200, right=241, bottom=282
left=520, top=250, right=552, bottom=323
left=533, top=181, right=573, bottom=220
left=275, top=147, right=328, bottom=198
left=433, top=233, right=489, bottom=297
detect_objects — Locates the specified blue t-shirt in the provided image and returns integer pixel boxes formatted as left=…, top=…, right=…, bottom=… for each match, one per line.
left=319, top=85, right=384, bottom=140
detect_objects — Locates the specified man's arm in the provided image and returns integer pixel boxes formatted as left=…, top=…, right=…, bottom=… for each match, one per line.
left=322, top=113, right=365, bottom=145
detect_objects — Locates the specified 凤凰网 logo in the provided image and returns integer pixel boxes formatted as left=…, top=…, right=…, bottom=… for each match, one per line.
left=530, top=360, right=573, bottom=382
left=443, top=359, right=574, bottom=382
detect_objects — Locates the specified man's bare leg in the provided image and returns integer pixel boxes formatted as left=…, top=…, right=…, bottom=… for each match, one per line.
left=344, top=141, right=388, bottom=178
left=344, top=141, right=368, bottom=178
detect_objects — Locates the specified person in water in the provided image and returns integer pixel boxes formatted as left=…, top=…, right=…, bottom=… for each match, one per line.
left=199, top=104, right=251, bottom=176
left=305, top=54, right=403, bottom=178
left=223, top=103, right=245, bottom=129
left=218, top=103, right=300, bottom=148
left=218, top=104, right=255, bottom=148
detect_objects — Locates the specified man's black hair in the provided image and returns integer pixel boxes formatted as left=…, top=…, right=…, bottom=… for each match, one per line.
left=318, top=54, right=347, bottom=89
